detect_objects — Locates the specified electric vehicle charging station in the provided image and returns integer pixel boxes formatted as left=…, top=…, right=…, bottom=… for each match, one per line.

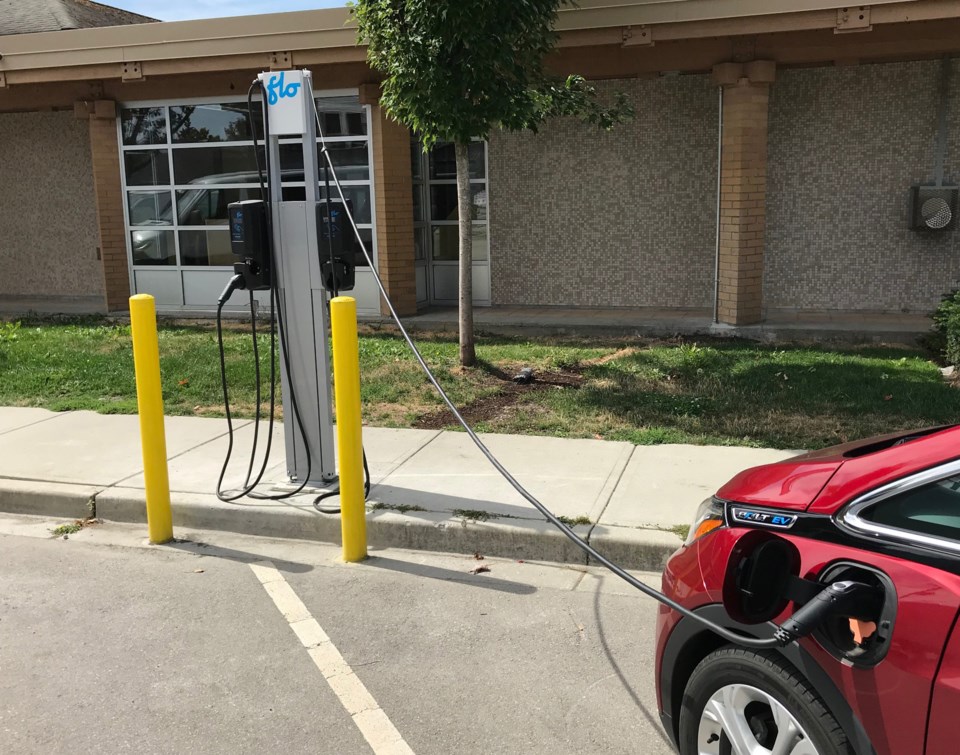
left=260, top=69, right=336, bottom=488
left=214, top=70, right=890, bottom=698
left=220, top=69, right=358, bottom=493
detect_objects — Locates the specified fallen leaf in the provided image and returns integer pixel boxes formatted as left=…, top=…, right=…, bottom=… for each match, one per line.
left=884, top=395, right=893, bottom=401
left=193, top=569, right=205, bottom=574
left=473, top=551, right=485, bottom=560
left=469, top=565, right=491, bottom=575
left=178, top=379, right=190, bottom=387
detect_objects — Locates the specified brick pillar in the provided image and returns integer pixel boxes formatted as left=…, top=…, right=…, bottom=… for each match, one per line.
left=363, top=86, right=417, bottom=317
left=712, top=61, right=775, bottom=326
left=86, top=100, right=130, bottom=312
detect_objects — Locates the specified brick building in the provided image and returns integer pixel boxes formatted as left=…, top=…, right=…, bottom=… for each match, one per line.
left=1, top=1, right=960, bottom=333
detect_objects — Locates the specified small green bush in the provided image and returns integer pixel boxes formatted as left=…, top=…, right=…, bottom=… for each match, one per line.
left=932, top=290, right=960, bottom=366
left=0, top=320, right=21, bottom=343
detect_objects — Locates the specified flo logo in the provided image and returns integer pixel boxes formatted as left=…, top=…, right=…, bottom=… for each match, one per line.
left=266, top=72, right=302, bottom=105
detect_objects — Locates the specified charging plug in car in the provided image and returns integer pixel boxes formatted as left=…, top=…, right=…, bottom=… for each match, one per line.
left=775, top=580, right=884, bottom=646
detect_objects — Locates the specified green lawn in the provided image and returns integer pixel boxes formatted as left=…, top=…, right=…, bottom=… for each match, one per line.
left=0, top=318, right=956, bottom=450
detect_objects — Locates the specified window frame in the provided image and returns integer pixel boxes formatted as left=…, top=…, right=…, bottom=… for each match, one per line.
left=117, top=91, right=376, bottom=301
left=837, top=457, right=960, bottom=557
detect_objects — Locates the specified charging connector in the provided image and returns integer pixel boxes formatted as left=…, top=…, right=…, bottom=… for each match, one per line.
left=775, top=580, right=884, bottom=646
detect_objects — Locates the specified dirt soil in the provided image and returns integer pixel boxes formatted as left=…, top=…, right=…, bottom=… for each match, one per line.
left=413, top=367, right=582, bottom=430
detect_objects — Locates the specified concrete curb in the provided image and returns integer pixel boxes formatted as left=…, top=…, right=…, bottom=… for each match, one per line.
left=0, top=480, right=682, bottom=571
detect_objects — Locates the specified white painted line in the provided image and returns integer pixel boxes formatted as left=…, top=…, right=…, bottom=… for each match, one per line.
left=250, top=560, right=415, bottom=755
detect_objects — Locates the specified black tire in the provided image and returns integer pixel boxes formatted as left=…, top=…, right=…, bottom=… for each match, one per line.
left=678, top=646, right=851, bottom=755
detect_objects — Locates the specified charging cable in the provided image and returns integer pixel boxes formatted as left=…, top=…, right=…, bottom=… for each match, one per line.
left=308, top=97, right=812, bottom=650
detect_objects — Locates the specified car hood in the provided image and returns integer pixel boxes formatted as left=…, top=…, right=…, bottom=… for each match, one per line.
left=716, top=425, right=960, bottom=512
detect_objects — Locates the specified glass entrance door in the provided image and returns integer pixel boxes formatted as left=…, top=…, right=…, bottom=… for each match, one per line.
left=411, top=139, right=490, bottom=307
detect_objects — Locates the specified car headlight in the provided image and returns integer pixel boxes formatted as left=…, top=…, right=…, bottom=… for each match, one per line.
left=685, top=497, right=726, bottom=545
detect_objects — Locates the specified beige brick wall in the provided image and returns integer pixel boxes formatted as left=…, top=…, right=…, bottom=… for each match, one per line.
left=0, top=111, right=105, bottom=312
left=716, top=81, right=770, bottom=325
left=765, top=60, right=960, bottom=314
left=369, top=104, right=417, bottom=317
left=88, top=106, right=130, bottom=312
left=488, top=76, right=718, bottom=309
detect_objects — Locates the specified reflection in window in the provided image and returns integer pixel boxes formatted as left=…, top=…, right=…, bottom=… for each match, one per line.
left=177, top=187, right=259, bottom=225
left=863, top=476, right=960, bottom=542
left=131, top=229, right=175, bottom=265
left=180, top=230, right=234, bottom=266
left=128, top=191, right=173, bottom=225
left=170, top=103, right=263, bottom=143
left=428, top=142, right=485, bottom=180
left=124, top=151, right=170, bottom=186
left=121, top=96, right=375, bottom=273
left=432, top=225, right=488, bottom=262
left=173, top=146, right=264, bottom=185
left=316, top=97, right=367, bottom=136
left=122, top=107, right=167, bottom=145
left=429, top=184, right=486, bottom=221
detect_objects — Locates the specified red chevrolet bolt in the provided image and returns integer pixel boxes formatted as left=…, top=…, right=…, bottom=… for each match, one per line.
left=655, top=424, right=960, bottom=755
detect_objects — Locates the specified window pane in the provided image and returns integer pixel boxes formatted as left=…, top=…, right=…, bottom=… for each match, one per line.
left=413, top=186, right=424, bottom=223
left=180, top=229, right=234, bottom=266
left=414, top=227, right=426, bottom=261
left=122, top=107, right=167, bottom=146
left=315, top=96, right=366, bottom=136
left=279, top=187, right=371, bottom=225
left=170, top=102, right=262, bottom=143
left=173, top=146, right=263, bottom=185
left=323, top=141, right=370, bottom=181
left=354, top=228, right=373, bottom=268
left=131, top=229, right=175, bottom=265
left=124, top=151, right=170, bottom=186
left=431, top=224, right=488, bottom=262
left=430, top=184, right=486, bottom=221
left=863, top=476, right=960, bottom=541
left=128, top=191, right=173, bottom=225
left=429, top=142, right=485, bottom=180
left=177, top=187, right=260, bottom=225
left=281, top=142, right=370, bottom=182
left=410, top=140, right=424, bottom=181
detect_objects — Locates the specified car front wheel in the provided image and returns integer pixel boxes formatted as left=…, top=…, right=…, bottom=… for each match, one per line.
left=678, top=646, right=851, bottom=755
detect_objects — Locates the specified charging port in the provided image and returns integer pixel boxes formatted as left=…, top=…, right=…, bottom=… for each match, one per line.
left=811, top=562, right=896, bottom=668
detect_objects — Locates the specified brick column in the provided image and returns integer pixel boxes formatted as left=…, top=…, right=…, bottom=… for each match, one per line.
left=85, top=100, right=130, bottom=312
left=712, top=61, right=775, bottom=326
left=363, top=86, right=417, bottom=317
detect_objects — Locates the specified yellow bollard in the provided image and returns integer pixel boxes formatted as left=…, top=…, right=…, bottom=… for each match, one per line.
left=330, top=296, right=367, bottom=562
left=129, top=294, right=174, bottom=544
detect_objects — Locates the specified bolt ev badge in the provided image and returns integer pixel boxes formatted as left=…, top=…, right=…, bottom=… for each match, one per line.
left=731, top=508, right=797, bottom=529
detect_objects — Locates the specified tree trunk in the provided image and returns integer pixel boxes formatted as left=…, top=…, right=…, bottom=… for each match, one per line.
left=455, top=141, right=476, bottom=367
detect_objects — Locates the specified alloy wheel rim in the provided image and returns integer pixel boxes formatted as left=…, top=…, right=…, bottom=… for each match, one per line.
left=697, top=683, right=819, bottom=755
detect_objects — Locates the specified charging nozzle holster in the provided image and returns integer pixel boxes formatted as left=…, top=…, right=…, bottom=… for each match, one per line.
left=228, top=199, right=272, bottom=295
left=317, top=199, right=356, bottom=293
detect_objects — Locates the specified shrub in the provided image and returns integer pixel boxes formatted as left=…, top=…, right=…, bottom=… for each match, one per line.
left=932, top=290, right=960, bottom=366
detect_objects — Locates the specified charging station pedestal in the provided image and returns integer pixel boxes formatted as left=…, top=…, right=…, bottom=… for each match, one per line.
left=260, top=70, right=337, bottom=486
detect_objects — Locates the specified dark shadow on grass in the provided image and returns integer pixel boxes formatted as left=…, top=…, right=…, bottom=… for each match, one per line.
left=362, top=555, right=536, bottom=594
left=571, top=344, right=960, bottom=448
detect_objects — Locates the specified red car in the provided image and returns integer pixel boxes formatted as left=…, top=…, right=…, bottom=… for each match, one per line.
left=655, top=425, right=960, bottom=755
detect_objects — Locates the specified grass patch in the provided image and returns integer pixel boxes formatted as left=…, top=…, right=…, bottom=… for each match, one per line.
left=557, top=515, right=592, bottom=526
left=52, top=522, right=82, bottom=536
left=668, top=524, right=691, bottom=541
left=452, top=508, right=496, bottom=521
left=2, top=320, right=957, bottom=450
left=370, top=502, right=428, bottom=514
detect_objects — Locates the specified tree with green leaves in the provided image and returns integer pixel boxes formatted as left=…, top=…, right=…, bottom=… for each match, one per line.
left=352, top=0, right=632, bottom=366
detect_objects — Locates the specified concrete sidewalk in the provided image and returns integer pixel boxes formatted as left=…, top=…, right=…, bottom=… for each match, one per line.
left=0, top=407, right=797, bottom=569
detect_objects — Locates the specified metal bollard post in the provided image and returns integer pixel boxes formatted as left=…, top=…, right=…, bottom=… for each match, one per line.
left=129, top=294, right=174, bottom=544
left=330, top=296, right=367, bottom=562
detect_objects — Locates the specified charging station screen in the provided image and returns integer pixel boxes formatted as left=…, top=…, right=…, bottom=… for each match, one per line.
left=230, top=207, right=245, bottom=244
